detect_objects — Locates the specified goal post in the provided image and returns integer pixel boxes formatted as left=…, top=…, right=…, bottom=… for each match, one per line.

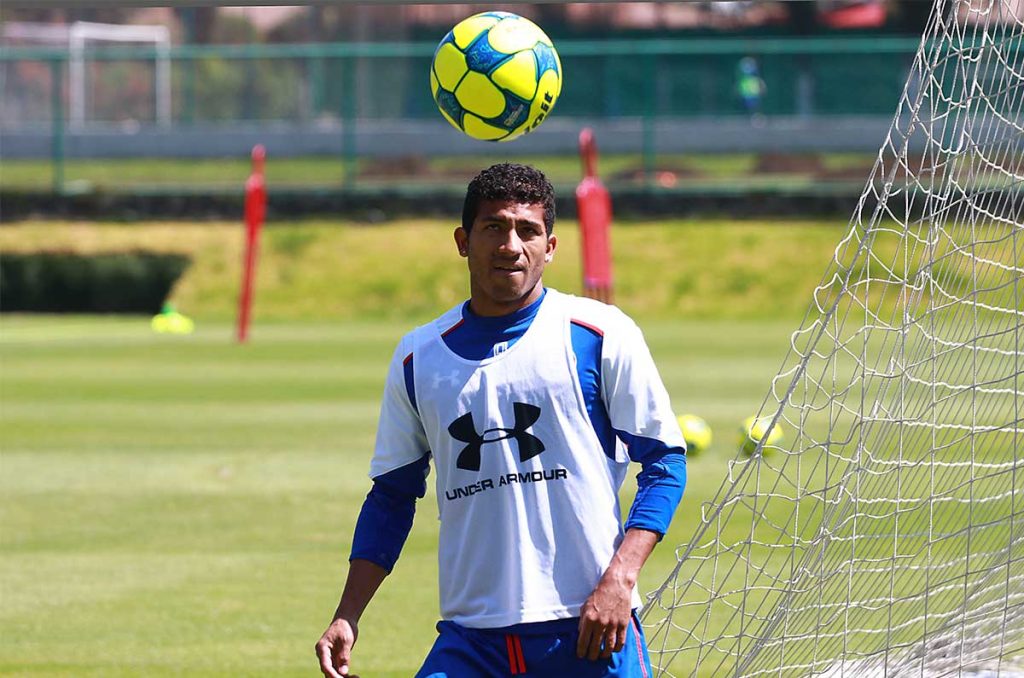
left=642, top=0, right=1023, bottom=676
left=68, top=21, right=172, bottom=129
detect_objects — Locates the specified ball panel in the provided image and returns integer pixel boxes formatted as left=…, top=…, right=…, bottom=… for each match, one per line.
left=506, top=69, right=560, bottom=140
left=534, top=41, right=561, bottom=81
left=487, top=17, right=547, bottom=54
left=434, top=88, right=464, bottom=129
left=489, top=92, right=530, bottom=132
left=437, top=105, right=461, bottom=132
left=536, top=69, right=561, bottom=108
left=490, top=51, right=538, bottom=101
left=464, top=33, right=514, bottom=75
left=434, top=42, right=468, bottom=92
left=452, top=15, right=500, bottom=50
left=455, top=71, right=507, bottom=119
left=475, top=91, right=530, bottom=140
left=462, top=113, right=510, bottom=141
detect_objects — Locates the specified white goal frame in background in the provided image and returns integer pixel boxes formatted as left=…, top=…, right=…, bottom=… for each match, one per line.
left=68, top=21, right=171, bottom=129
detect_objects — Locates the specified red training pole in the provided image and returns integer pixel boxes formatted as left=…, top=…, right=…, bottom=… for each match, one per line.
left=575, top=128, right=614, bottom=303
left=237, top=144, right=266, bottom=344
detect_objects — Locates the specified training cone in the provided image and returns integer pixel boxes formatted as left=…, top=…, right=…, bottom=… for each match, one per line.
left=151, top=303, right=195, bottom=335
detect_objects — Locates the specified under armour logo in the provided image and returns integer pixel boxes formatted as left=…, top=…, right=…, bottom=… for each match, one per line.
left=433, top=370, right=461, bottom=389
left=448, top=403, right=545, bottom=472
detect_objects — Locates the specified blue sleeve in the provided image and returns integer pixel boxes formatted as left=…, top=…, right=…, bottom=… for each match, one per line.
left=618, top=431, right=687, bottom=539
left=571, top=318, right=687, bottom=538
left=349, top=453, right=430, bottom=572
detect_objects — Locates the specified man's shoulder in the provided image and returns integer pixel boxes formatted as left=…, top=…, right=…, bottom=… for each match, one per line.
left=393, top=302, right=464, bottom=357
left=549, top=289, right=637, bottom=336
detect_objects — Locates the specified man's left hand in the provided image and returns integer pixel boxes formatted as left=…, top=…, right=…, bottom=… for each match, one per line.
left=576, top=528, right=660, bottom=661
left=576, top=571, right=632, bottom=661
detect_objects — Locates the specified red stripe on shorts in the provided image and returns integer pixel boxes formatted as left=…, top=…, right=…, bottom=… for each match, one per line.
left=505, top=634, right=519, bottom=675
left=513, top=634, right=527, bottom=674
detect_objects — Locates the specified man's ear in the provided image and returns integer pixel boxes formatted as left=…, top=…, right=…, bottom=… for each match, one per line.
left=545, top=234, right=558, bottom=263
left=454, top=226, right=468, bottom=257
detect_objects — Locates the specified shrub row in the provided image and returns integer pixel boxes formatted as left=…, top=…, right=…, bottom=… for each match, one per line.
left=0, top=251, right=191, bottom=314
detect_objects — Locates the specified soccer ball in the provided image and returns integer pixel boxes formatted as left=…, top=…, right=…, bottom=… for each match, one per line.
left=738, top=416, right=785, bottom=456
left=430, top=12, right=562, bottom=142
left=677, top=414, right=712, bottom=455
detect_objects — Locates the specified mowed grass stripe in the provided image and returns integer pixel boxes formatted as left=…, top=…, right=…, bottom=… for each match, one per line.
left=2, top=401, right=379, bottom=425
left=0, top=450, right=375, bottom=494
left=1, top=315, right=792, bottom=675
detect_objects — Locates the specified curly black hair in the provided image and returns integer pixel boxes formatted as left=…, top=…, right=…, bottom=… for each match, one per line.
left=462, top=163, right=556, bottom=234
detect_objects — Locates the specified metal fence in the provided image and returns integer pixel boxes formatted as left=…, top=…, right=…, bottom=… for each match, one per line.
left=2, top=37, right=920, bottom=123
left=1, top=36, right=920, bottom=193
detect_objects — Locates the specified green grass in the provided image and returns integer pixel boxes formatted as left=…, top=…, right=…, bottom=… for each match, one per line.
left=0, top=218, right=849, bottom=322
left=0, top=153, right=876, bottom=191
left=6, top=218, right=1014, bottom=675
left=0, top=314, right=798, bottom=676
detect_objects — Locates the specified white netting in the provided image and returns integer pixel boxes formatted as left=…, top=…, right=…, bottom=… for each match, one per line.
left=642, top=1, right=1023, bottom=676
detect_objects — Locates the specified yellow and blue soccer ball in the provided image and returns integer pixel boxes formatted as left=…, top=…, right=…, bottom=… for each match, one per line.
left=430, top=12, right=562, bottom=142
left=677, top=414, right=712, bottom=455
left=738, top=415, right=785, bottom=456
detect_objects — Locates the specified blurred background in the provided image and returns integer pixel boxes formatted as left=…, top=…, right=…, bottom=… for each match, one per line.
left=3, top=0, right=933, bottom=217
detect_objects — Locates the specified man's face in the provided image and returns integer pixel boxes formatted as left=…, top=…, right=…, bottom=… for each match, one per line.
left=454, top=199, right=557, bottom=317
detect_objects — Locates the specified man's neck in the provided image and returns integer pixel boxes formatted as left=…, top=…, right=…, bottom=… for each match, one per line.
left=468, top=284, right=545, bottom=318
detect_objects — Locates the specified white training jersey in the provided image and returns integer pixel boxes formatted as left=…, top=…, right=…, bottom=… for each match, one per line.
left=370, top=288, right=684, bottom=629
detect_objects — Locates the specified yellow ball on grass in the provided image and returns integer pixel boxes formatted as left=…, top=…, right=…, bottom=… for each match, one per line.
left=676, top=414, right=713, bottom=455
left=738, top=416, right=785, bottom=456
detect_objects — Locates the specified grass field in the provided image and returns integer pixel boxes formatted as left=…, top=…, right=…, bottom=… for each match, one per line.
left=0, top=218, right=843, bottom=675
left=0, top=314, right=798, bottom=676
left=4, top=215, right=1019, bottom=675
left=0, top=218, right=847, bottom=322
left=0, top=153, right=875, bottom=191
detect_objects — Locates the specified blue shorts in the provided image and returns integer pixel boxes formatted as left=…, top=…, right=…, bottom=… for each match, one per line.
left=415, top=611, right=652, bottom=678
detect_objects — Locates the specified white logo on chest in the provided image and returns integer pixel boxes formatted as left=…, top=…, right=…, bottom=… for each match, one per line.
left=433, top=370, right=461, bottom=390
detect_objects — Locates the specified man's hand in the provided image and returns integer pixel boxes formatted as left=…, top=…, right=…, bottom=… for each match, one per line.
left=577, top=528, right=660, bottom=661
left=315, top=617, right=359, bottom=677
left=577, top=570, right=633, bottom=660
left=316, top=559, right=388, bottom=677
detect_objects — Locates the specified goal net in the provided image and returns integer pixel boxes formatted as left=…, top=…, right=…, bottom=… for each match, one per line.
left=642, top=0, right=1023, bottom=676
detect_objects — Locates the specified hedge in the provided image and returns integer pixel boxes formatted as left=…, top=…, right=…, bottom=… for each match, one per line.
left=0, top=251, right=191, bottom=314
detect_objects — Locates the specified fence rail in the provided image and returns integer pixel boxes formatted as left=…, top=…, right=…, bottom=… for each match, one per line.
left=0, top=35, right=926, bottom=60
left=2, top=36, right=925, bottom=193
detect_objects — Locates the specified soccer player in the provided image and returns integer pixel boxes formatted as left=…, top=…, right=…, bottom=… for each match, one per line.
left=316, top=163, right=687, bottom=677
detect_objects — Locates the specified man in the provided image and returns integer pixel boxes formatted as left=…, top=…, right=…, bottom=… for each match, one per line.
left=316, top=163, right=687, bottom=677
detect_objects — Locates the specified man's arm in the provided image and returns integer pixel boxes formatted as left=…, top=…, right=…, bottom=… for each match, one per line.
left=577, top=528, right=659, bottom=660
left=575, top=445, right=685, bottom=661
left=315, top=454, right=429, bottom=677
left=576, top=312, right=689, bottom=659
left=315, top=335, right=429, bottom=675
left=315, top=558, right=388, bottom=678
left=623, top=443, right=687, bottom=537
